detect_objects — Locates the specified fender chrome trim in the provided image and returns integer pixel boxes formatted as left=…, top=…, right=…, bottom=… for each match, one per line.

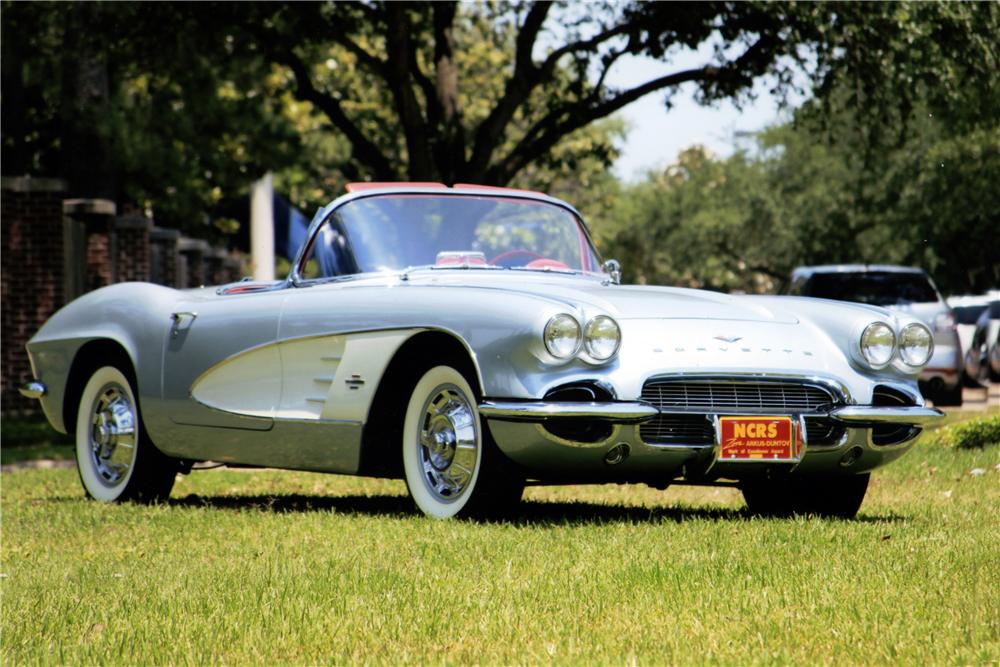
left=479, top=401, right=658, bottom=423
left=830, top=406, right=944, bottom=425
left=18, top=380, right=47, bottom=399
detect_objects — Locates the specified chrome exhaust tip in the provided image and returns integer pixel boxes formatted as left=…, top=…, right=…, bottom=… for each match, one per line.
left=604, top=443, right=630, bottom=466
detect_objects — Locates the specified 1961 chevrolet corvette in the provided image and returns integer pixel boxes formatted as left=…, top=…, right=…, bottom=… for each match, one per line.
left=21, top=183, right=943, bottom=518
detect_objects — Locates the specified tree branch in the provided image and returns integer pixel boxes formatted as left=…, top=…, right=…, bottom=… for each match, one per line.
left=491, top=35, right=783, bottom=184
left=489, top=66, right=709, bottom=184
left=384, top=4, right=434, bottom=179
left=466, top=1, right=552, bottom=177
left=275, top=47, right=397, bottom=180
left=329, top=32, right=388, bottom=79
left=432, top=1, right=465, bottom=182
left=468, top=9, right=634, bottom=178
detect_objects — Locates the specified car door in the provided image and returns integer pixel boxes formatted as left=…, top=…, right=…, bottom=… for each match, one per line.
left=161, top=288, right=286, bottom=432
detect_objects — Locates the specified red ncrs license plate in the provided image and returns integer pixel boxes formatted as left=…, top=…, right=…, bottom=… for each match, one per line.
left=718, top=416, right=800, bottom=461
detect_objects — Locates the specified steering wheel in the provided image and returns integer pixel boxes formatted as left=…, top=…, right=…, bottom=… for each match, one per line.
left=489, top=248, right=544, bottom=267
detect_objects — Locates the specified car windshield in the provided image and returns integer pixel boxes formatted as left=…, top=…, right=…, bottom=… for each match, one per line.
left=299, top=194, right=601, bottom=279
left=802, top=271, right=940, bottom=306
left=953, top=304, right=989, bottom=325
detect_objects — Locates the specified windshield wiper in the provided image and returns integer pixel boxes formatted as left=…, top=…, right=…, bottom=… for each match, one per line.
left=509, top=265, right=581, bottom=275
left=399, top=264, right=506, bottom=278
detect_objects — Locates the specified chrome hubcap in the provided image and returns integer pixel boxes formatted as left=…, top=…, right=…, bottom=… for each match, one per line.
left=89, top=383, right=137, bottom=486
left=418, top=384, right=478, bottom=502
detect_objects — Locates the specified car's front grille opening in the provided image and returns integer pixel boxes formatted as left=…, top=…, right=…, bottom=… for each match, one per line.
left=639, top=414, right=714, bottom=445
left=804, top=417, right=847, bottom=447
left=872, top=385, right=917, bottom=407
left=541, top=381, right=615, bottom=443
left=639, top=414, right=848, bottom=447
left=640, top=379, right=837, bottom=412
left=871, top=385, right=920, bottom=446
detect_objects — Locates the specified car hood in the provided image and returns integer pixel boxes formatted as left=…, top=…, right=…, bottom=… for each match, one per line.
left=402, top=272, right=800, bottom=323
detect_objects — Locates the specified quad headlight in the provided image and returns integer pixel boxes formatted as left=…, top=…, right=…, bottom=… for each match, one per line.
left=543, top=313, right=621, bottom=363
left=860, top=322, right=896, bottom=368
left=584, top=315, right=622, bottom=361
left=544, top=313, right=582, bottom=359
left=898, top=322, right=934, bottom=367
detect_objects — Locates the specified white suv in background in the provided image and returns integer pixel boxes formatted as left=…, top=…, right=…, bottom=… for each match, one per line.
left=788, top=265, right=964, bottom=406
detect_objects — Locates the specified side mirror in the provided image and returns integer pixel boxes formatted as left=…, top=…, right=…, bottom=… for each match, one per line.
left=602, top=259, right=621, bottom=285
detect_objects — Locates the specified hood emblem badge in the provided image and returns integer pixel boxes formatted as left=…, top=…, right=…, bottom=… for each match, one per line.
left=714, top=335, right=742, bottom=343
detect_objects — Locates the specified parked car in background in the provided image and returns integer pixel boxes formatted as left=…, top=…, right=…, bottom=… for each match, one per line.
left=947, top=294, right=998, bottom=385
left=787, top=265, right=963, bottom=406
left=20, top=185, right=943, bottom=519
left=963, top=301, right=1000, bottom=385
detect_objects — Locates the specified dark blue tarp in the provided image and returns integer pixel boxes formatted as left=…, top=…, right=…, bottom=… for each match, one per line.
left=221, top=192, right=310, bottom=261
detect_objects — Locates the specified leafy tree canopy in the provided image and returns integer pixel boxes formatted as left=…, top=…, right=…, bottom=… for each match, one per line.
left=3, top=0, right=996, bottom=248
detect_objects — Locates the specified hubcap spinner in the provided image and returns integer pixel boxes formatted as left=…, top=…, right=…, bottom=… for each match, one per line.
left=418, top=383, right=479, bottom=502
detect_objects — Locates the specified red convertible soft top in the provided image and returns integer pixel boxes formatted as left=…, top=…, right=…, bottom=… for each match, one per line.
left=345, top=182, right=542, bottom=196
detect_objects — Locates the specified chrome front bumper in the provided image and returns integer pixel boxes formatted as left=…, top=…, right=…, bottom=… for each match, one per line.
left=480, top=399, right=945, bottom=479
left=479, top=400, right=944, bottom=427
left=829, top=406, right=944, bottom=425
left=479, top=401, right=657, bottom=423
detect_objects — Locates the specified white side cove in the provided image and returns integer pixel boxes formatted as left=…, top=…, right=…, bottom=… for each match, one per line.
left=188, top=344, right=282, bottom=419
left=191, top=331, right=413, bottom=423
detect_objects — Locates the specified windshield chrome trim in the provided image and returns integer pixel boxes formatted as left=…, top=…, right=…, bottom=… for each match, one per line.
left=288, top=187, right=606, bottom=287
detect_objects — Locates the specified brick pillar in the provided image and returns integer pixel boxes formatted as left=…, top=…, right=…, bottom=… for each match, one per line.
left=64, top=198, right=117, bottom=294
left=223, top=253, right=247, bottom=284
left=149, top=227, right=181, bottom=287
left=1, top=177, right=67, bottom=415
left=178, top=237, right=210, bottom=288
left=114, top=215, right=152, bottom=283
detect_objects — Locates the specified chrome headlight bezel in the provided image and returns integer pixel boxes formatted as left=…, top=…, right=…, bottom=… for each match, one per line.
left=543, top=313, right=582, bottom=360
left=860, top=321, right=897, bottom=369
left=583, top=315, right=622, bottom=361
left=898, top=322, right=934, bottom=368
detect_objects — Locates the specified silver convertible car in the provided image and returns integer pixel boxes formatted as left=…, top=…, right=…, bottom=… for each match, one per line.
left=21, top=183, right=943, bottom=518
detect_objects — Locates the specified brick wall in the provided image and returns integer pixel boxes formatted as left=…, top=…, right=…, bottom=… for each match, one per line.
left=178, top=237, right=210, bottom=288
left=1, top=178, right=67, bottom=414
left=1, top=179, right=247, bottom=417
left=149, top=227, right=180, bottom=287
left=115, top=215, right=152, bottom=282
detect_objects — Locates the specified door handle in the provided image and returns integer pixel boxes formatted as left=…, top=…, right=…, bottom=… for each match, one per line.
left=170, top=311, right=197, bottom=337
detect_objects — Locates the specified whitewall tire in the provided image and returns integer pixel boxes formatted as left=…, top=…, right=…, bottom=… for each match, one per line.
left=402, top=366, right=483, bottom=518
left=75, top=364, right=176, bottom=503
left=401, top=364, right=525, bottom=519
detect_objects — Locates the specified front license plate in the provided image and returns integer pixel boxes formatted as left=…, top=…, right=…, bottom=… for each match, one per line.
left=718, top=416, right=797, bottom=461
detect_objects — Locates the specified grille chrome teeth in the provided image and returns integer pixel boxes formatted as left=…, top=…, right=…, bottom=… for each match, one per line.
left=638, top=379, right=843, bottom=446
left=640, top=380, right=834, bottom=412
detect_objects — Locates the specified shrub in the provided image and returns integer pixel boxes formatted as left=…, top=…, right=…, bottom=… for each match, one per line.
left=941, top=414, right=1000, bottom=449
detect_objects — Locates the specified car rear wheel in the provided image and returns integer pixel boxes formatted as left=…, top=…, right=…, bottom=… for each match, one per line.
left=75, top=365, right=177, bottom=503
left=742, top=473, right=870, bottom=519
left=401, top=365, right=524, bottom=519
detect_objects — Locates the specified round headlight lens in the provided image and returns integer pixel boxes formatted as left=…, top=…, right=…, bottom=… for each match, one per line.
left=544, top=313, right=582, bottom=359
left=899, top=323, right=933, bottom=367
left=584, top=315, right=622, bottom=361
left=860, top=322, right=896, bottom=367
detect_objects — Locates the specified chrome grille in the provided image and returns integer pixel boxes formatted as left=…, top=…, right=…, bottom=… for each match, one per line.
left=640, top=379, right=835, bottom=413
left=639, top=412, right=846, bottom=447
left=639, top=414, right=714, bottom=445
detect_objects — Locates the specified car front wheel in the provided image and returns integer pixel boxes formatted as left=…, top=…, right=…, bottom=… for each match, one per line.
left=75, top=364, right=177, bottom=503
left=741, top=473, right=870, bottom=519
left=401, top=365, right=523, bottom=519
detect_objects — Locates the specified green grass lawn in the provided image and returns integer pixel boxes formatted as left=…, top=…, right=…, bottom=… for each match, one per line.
left=2, top=425, right=998, bottom=664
